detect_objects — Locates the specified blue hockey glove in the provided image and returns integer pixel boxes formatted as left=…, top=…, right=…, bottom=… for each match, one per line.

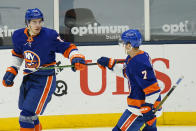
left=140, top=103, right=157, bottom=126
left=70, top=54, right=86, bottom=72
left=97, top=57, right=116, bottom=70
left=2, top=66, right=18, bottom=87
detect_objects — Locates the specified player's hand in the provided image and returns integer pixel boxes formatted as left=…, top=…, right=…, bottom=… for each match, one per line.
left=2, top=66, right=18, bottom=87
left=140, top=103, right=156, bottom=126
left=97, top=57, right=116, bottom=70
left=70, top=54, right=86, bottom=72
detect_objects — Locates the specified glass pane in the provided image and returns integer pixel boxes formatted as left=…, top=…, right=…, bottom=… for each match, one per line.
left=150, top=0, right=196, bottom=41
left=0, top=0, right=53, bottom=47
left=59, top=0, right=144, bottom=46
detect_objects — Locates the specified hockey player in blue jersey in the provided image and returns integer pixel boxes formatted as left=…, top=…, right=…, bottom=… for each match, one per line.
left=2, top=8, right=86, bottom=131
left=97, top=29, right=162, bottom=131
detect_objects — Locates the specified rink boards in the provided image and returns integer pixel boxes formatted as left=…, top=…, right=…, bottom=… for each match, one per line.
left=0, top=44, right=196, bottom=130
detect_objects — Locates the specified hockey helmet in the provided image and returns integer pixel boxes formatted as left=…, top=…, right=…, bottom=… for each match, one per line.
left=121, top=29, right=142, bottom=48
left=25, top=8, right=44, bottom=23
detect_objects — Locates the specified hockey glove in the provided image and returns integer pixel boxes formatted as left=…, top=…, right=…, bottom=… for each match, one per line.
left=70, top=54, right=86, bottom=72
left=140, top=103, right=156, bottom=126
left=2, top=66, right=18, bottom=87
left=97, top=57, right=116, bottom=70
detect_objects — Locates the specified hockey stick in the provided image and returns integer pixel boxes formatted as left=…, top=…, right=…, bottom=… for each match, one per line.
left=139, top=76, right=184, bottom=131
left=36, top=59, right=126, bottom=70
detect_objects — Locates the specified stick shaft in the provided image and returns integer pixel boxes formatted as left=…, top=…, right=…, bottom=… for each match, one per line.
left=154, top=76, right=183, bottom=113
left=38, top=60, right=125, bottom=70
left=139, top=76, right=184, bottom=130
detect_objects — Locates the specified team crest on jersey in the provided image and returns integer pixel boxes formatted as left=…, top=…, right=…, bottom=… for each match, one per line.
left=24, top=50, right=40, bottom=68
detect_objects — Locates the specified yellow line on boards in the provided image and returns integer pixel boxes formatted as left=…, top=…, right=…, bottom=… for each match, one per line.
left=0, top=112, right=196, bottom=130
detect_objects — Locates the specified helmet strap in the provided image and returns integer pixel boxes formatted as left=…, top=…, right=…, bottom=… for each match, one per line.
left=25, top=20, right=30, bottom=27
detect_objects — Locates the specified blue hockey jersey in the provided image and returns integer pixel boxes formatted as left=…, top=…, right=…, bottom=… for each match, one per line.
left=11, top=27, right=78, bottom=75
left=123, top=50, right=162, bottom=115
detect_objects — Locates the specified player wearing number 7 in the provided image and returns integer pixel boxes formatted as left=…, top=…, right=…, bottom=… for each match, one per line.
left=97, top=29, right=162, bottom=131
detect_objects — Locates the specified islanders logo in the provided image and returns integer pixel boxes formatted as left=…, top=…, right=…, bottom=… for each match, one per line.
left=24, top=50, right=40, bottom=68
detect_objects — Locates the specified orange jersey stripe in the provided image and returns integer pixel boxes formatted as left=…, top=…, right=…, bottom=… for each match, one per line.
left=127, top=98, right=145, bottom=108
left=35, top=75, right=53, bottom=115
left=137, top=50, right=144, bottom=55
left=120, top=114, right=138, bottom=131
left=24, top=28, right=29, bottom=36
left=127, top=50, right=144, bottom=64
left=63, top=44, right=77, bottom=58
left=42, top=62, right=56, bottom=67
left=24, top=59, right=37, bottom=63
left=12, top=50, right=23, bottom=58
left=35, top=123, right=42, bottom=131
left=143, top=82, right=160, bottom=95
left=24, top=28, right=35, bottom=42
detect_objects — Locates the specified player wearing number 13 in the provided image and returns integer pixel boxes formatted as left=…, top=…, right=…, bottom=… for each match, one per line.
left=97, top=29, right=162, bottom=131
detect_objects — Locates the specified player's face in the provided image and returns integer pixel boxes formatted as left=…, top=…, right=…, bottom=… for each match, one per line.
left=28, top=18, right=43, bottom=35
left=125, top=43, right=132, bottom=55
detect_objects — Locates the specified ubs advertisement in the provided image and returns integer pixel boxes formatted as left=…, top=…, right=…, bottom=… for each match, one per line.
left=0, top=44, right=196, bottom=117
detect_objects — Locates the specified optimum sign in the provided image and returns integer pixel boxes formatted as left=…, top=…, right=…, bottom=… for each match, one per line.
left=162, top=20, right=189, bottom=34
left=71, top=23, right=129, bottom=39
left=0, top=25, right=15, bottom=37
